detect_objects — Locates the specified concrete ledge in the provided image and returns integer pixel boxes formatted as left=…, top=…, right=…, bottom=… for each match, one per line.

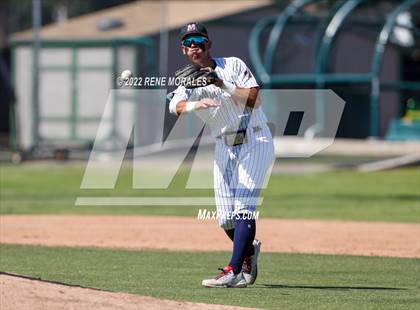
left=273, top=137, right=420, bottom=157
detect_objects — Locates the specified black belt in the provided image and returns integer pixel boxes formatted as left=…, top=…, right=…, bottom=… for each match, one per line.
left=217, top=126, right=262, bottom=146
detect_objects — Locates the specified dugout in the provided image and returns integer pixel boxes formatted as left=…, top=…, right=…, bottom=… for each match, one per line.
left=249, top=0, right=420, bottom=139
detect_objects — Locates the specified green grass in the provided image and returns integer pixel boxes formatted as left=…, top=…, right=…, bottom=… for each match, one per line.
left=0, top=164, right=419, bottom=222
left=1, top=244, right=419, bottom=309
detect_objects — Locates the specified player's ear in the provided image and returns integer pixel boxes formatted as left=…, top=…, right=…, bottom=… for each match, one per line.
left=207, top=40, right=212, bottom=49
left=181, top=46, right=187, bottom=55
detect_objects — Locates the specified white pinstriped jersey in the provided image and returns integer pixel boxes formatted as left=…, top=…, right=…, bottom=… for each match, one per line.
left=169, top=57, right=275, bottom=230
left=169, top=57, right=268, bottom=137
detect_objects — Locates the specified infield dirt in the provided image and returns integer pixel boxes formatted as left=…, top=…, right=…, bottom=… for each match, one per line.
left=1, top=215, right=419, bottom=258
left=1, top=273, right=258, bottom=310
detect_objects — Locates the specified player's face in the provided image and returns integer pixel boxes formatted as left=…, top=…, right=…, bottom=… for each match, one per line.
left=181, top=36, right=212, bottom=64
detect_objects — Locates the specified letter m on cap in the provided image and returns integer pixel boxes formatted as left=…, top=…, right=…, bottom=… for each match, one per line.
left=187, top=23, right=197, bottom=31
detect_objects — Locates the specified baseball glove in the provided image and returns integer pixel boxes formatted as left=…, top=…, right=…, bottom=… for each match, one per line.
left=175, top=64, right=219, bottom=89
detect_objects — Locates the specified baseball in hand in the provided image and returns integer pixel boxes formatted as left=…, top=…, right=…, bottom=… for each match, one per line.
left=120, top=69, right=133, bottom=81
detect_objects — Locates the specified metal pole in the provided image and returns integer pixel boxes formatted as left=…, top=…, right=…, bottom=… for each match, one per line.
left=263, top=0, right=315, bottom=74
left=312, top=0, right=364, bottom=138
left=32, top=0, right=41, bottom=147
left=159, top=0, right=168, bottom=77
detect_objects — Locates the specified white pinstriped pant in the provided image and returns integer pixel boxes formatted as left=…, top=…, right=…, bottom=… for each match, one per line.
left=213, top=123, right=275, bottom=230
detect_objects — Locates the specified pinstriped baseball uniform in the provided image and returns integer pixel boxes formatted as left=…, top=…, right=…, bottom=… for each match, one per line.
left=169, top=57, right=275, bottom=229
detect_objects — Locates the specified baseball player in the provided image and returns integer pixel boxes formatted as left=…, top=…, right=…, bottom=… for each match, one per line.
left=169, top=22, right=275, bottom=288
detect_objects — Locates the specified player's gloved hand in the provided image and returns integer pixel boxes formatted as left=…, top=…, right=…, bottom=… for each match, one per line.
left=200, top=67, right=222, bottom=86
left=201, top=68, right=237, bottom=96
left=175, top=64, right=219, bottom=88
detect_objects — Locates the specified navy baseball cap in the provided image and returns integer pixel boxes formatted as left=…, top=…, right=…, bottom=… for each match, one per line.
left=180, top=22, right=209, bottom=41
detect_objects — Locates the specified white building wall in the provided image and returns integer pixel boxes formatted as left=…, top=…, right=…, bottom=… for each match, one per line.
left=14, top=45, right=140, bottom=150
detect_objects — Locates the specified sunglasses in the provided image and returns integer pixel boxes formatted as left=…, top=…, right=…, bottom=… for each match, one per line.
left=182, top=36, right=208, bottom=47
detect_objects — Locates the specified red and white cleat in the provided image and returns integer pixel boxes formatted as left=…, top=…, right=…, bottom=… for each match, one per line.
left=202, top=265, right=247, bottom=288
